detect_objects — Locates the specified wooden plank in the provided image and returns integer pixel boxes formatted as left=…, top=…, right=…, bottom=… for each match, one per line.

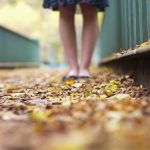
left=100, top=46, right=150, bottom=64
left=99, top=46, right=150, bottom=88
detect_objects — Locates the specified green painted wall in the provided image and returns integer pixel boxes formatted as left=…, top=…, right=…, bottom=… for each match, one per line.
left=93, top=0, right=121, bottom=64
left=121, top=0, right=150, bottom=49
left=0, top=26, right=40, bottom=65
left=93, top=0, right=150, bottom=64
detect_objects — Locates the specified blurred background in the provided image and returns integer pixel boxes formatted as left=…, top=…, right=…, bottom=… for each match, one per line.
left=0, top=0, right=104, bottom=68
left=1, top=0, right=149, bottom=69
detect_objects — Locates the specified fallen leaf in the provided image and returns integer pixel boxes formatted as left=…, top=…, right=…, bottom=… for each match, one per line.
left=31, top=108, right=50, bottom=122
left=1, top=111, right=28, bottom=121
left=72, top=83, right=83, bottom=88
left=109, top=94, right=130, bottom=102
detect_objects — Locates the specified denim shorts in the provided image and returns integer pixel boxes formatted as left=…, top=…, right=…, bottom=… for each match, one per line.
left=43, top=0, right=108, bottom=11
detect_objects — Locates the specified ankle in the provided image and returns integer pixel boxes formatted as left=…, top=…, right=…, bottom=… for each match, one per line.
left=79, top=66, right=90, bottom=72
left=79, top=68, right=91, bottom=77
left=68, top=68, right=78, bottom=76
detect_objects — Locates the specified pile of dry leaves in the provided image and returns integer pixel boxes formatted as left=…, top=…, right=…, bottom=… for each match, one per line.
left=0, top=67, right=150, bottom=150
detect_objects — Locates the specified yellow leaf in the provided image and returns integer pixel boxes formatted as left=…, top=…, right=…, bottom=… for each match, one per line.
left=64, top=78, right=75, bottom=85
left=31, top=108, right=50, bottom=122
left=105, top=90, right=114, bottom=97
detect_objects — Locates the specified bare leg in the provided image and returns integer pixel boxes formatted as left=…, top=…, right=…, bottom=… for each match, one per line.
left=59, top=5, right=78, bottom=76
left=79, top=4, right=99, bottom=76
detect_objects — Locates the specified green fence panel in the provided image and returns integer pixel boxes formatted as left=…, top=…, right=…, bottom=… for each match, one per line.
left=0, top=26, right=40, bottom=65
left=93, top=0, right=150, bottom=64
left=121, top=0, right=150, bottom=49
left=93, top=0, right=121, bottom=64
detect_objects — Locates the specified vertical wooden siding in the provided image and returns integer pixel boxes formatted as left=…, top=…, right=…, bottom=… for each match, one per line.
left=94, top=0, right=150, bottom=63
left=121, top=0, right=150, bottom=49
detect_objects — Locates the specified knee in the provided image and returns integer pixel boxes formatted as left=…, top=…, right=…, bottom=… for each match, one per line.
left=59, top=6, right=76, bottom=18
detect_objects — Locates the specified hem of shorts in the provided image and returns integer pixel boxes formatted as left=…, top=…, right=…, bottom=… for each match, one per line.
left=43, top=2, right=108, bottom=11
